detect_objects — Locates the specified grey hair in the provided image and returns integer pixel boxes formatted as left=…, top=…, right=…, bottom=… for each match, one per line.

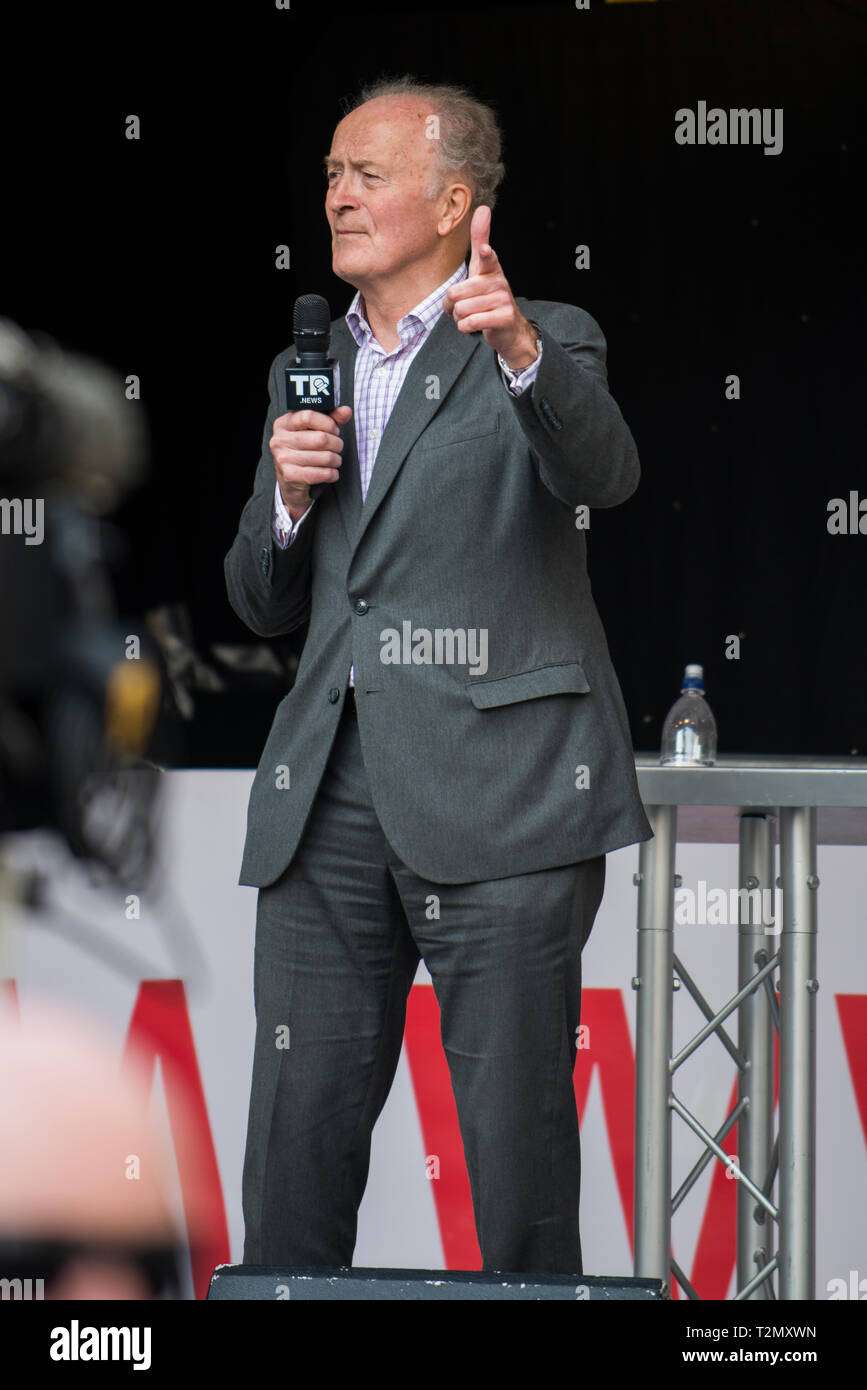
left=340, top=74, right=506, bottom=214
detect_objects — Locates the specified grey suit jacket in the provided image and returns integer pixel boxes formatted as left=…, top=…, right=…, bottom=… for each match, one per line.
left=225, top=297, right=653, bottom=886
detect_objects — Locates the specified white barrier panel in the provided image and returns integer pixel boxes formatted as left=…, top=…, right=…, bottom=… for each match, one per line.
left=1, top=770, right=865, bottom=1299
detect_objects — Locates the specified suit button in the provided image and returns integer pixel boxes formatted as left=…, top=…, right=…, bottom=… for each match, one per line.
left=354, top=598, right=369, bottom=615
left=260, top=546, right=271, bottom=575
left=328, top=687, right=340, bottom=703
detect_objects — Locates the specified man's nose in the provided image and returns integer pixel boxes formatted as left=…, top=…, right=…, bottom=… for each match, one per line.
left=326, top=177, right=359, bottom=213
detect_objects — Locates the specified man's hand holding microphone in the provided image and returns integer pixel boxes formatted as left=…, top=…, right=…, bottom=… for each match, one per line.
left=270, top=402, right=353, bottom=525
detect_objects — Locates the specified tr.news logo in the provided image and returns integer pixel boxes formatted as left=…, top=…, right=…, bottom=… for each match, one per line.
left=287, top=373, right=331, bottom=399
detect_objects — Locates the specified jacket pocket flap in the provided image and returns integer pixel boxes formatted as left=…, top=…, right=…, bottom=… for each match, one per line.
left=416, top=413, right=500, bottom=452
left=467, top=662, right=591, bottom=709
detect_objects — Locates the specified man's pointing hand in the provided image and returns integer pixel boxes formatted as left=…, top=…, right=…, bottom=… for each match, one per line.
left=442, top=205, right=539, bottom=371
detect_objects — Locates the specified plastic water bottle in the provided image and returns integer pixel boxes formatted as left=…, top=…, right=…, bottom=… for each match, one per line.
left=660, top=663, right=717, bottom=766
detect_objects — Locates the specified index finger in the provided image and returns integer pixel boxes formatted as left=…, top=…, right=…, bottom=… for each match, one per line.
left=275, top=408, right=340, bottom=433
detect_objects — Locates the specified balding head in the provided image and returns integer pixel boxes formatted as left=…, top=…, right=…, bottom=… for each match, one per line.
left=324, top=92, right=474, bottom=301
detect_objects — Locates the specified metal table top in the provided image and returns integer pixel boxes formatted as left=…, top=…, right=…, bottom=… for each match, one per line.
left=634, top=754, right=867, bottom=809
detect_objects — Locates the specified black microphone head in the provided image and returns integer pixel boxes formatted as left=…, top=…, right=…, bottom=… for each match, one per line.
left=293, top=294, right=330, bottom=335
left=293, top=295, right=331, bottom=363
left=293, top=294, right=330, bottom=336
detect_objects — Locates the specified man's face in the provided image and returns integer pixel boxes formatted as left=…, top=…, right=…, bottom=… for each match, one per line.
left=324, top=97, right=448, bottom=288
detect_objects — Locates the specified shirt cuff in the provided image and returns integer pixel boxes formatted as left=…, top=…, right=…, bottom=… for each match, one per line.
left=497, top=340, right=543, bottom=396
left=272, top=482, right=315, bottom=548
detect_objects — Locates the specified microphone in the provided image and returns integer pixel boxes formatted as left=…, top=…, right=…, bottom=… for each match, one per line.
left=285, top=294, right=339, bottom=412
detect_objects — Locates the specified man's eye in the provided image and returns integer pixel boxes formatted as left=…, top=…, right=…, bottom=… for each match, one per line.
left=324, top=169, right=379, bottom=183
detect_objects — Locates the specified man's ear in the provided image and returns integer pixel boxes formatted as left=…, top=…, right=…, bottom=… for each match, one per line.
left=438, top=181, right=473, bottom=239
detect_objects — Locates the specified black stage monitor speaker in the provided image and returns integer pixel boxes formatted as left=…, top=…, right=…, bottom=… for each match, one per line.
left=207, top=1265, right=669, bottom=1301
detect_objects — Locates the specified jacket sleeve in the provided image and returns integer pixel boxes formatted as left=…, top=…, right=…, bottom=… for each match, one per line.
left=224, top=350, right=316, bottom=638
left=508, top=301, right=641, bottom=509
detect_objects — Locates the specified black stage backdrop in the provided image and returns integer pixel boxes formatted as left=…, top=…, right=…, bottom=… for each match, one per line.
left=3, top=0, right=865, bottom=765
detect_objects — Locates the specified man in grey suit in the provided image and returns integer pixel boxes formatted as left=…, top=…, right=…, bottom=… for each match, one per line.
left=225, top=75, right=652, bottom=1276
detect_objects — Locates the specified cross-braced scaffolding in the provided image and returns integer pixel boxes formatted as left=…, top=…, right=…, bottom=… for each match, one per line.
left=631, top=756, right=867, bottom=1301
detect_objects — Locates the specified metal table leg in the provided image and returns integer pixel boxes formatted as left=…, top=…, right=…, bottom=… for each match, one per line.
left=634, top=803, right=676, bottom=1284
left=737, top=812, right=777, bottom=1296
left=778, top=806, right=817, bottom=1299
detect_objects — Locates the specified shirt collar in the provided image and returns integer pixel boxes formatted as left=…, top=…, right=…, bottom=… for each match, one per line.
left=345, top=261, right=468, bottom=350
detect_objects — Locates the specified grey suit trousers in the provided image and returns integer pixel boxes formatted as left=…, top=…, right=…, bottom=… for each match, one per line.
left=241, top=696, right=606, bottom=1276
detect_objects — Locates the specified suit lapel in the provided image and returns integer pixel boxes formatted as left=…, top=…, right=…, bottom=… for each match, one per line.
left=330, top=318, right=362, bottom=545
left=352, top=310, right=481, bottom=554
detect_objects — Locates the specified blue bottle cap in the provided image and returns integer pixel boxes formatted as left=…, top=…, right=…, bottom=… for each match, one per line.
left=681, top=663, right=705, bottom=693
